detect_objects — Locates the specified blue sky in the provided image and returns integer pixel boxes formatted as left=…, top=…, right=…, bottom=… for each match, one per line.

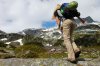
left=42, top=20, right=57, bottom=29
left=0, top=0, right=100, bottom=33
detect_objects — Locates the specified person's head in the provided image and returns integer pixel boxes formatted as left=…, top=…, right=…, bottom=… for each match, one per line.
left=54, top=4, right=61, bottom=11
left=67, top=1, right=78, bottom=9
left=52, top=4, right=61, bottom=19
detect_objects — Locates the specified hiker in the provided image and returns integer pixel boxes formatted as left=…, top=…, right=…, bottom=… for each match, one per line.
left=52, top=1, right=85, bottom=63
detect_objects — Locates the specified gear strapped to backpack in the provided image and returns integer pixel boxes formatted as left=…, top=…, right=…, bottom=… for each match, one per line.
left=54, top=1, right=80, bottom=21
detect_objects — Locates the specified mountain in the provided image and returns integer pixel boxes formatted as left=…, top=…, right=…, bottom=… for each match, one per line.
left=75, top=24, right=100, bottom=33
left=85, top=16, right=94, bottom=22
left=0, top=16, right=100, bottom=46
left=0, top=30, right=7, bottom=39
left=0, top=32, right=24, bottom=47
left=76, top=24, right=100, bottom=30
left=0, top=28, right=62, bottom=46
left=0, top=30, right=6, bottom=35
left=19, top=28, right=43, bottom=37
left=19, top=28, right=62, bottom=41
left=90, top=22, right=100, bottom=27
left=0, top=23, right=99, bottom=47
left=75, top=16, right=94, bottom=24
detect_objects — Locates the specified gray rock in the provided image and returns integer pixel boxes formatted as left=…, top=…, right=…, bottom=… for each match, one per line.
left=9, top=42, right=20, bottom=48
left=0, top=58, right=100, bottom=66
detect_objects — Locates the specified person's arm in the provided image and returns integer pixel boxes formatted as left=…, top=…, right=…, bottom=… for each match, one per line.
left=55, top=17, right=61, bottom=29
left=51, top=4, right=62, bottom=30
left=52, top=9, right=61, bottom=29
left=77, top=16, right=85, bottom=24
left=74, top=9, right=85, bottom=24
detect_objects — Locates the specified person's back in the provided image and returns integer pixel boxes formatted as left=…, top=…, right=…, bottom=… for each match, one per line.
left=59, top=1, right=80, bottom=19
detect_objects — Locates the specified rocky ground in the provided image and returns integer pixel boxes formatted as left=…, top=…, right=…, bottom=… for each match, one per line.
left=0, top=58, right=100, bottom=66
left=0, top=45, right=100, bottom=66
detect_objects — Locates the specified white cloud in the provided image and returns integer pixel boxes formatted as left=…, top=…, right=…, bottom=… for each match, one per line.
left=0, top=0, right=100, bottom=33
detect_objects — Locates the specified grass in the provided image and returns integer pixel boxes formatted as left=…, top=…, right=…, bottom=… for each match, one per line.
left=0, top=44, right=100, bottom=59
left=80, top=45, right=100, bottom=58
left=14, top=44, right=67, bottom=58
left=38, top=52, right=67, bottom=58
left=0, top=54, right=15, bottom=59
left=14, top=44, right=100, bottom=58
left=14, top=44, right=47, bottom=58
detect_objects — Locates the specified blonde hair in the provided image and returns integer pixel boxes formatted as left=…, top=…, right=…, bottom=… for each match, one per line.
left=54, top=4, right=61, bottom=11
left=52, top=4, right=61, bottom=19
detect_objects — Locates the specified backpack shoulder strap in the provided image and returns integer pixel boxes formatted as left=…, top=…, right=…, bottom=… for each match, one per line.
left=57, top=10, right=63, bottom=17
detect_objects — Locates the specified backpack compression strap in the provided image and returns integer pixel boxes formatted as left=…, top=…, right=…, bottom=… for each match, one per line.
left=57, top=10, right=65, bottom=22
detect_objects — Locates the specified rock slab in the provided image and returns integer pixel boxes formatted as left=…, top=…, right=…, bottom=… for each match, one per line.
left=0, top=58, right=100, bottom=66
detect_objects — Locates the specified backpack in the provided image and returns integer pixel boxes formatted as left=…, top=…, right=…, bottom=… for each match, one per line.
left=59, top=3, right=80, bottom=19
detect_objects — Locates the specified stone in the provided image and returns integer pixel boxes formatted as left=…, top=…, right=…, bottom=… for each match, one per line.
left=9, top=42, right=20, bottom=48
left=0, top=58, right=100, bottom=66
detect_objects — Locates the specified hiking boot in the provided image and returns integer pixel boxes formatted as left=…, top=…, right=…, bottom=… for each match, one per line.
left=75, top=51, right=81, bottom=58
left=66, top=58, right=77, bottom=64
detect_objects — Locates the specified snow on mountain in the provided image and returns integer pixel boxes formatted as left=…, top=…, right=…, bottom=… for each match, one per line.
left=90, top=22, right=100, bottom=27
left=0, top=38, right=7, bottom=41
left=5, top=42, right=11, bottom=45
left=19, top=27, right=62, bottom=39
left=5, top=39, right=23, bottom=46
left=20, top=28, right=43, bottom=36
left=13, top=39, right=23, bottom=45
left=43, top=29, right=61, bottom=40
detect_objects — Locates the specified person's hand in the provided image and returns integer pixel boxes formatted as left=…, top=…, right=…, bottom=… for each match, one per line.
left=60, top=26, right=63, bottom=33
left=81, top=19, right=85, bottom=24
left=60, top=26, right=63, bottom=31
left=58, top=26, right=63, bottom=32
left=77, top=17, right=85, bottom=24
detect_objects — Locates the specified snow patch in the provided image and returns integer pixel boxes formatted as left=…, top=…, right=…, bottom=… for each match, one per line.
left=1, top=38, right=7, bottom=41
left=13, top=39, right=23, bottom=45
left=5, top=42, right=11, bottom=45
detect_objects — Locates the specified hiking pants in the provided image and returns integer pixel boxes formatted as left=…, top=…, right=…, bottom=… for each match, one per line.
left=62, top=19, right=80, bottom=61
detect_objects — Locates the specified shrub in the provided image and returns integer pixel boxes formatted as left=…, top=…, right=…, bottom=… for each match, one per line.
left=22, top=35, right=44, bottom=47
left=14, top=44, right=46, bottom=58
left=54, top=39, right=63, bottom=46
left=74, top=32, right=100, bottom=46
left=97, top=38, right=100, bottom=45
left=38, top=52, right=67, bottom=58
left=0, top=41, right=6, bottom=47
left=0, top=54, right=15, bottom=59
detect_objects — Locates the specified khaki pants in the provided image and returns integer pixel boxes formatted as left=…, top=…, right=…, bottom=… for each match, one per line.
left=62, top=19, right=80, bottom=61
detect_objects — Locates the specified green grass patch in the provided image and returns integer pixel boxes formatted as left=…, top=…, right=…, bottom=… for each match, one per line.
left=14, top=44, right=47, bottom=58
left=38, top=52, right=67, bottom=58
left=0, top=54, right=14, bottom=59
left=80, top=46, right=100, bottom=58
